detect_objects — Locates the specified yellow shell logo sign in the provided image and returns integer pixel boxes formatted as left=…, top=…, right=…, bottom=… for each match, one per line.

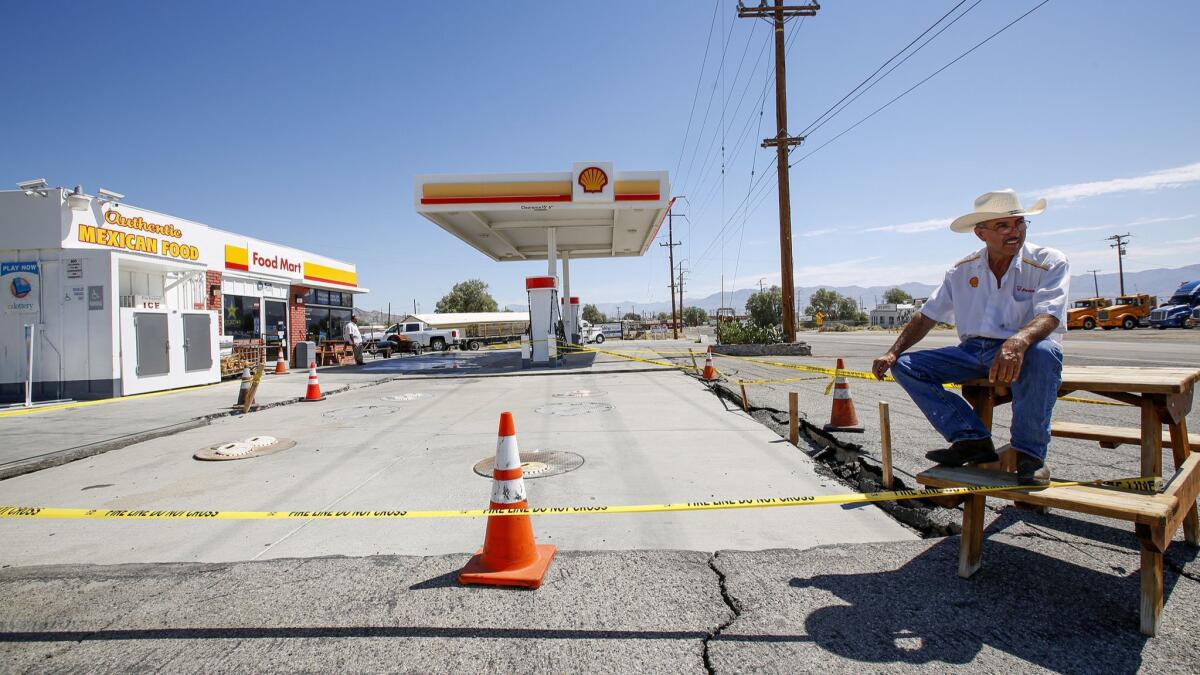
left=578, top=167, right=609, bottom=194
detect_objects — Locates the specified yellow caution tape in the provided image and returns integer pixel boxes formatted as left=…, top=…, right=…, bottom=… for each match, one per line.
left=567, top=344, right=698, bottom=372
left=736, top=375, right=828, bottom=386
left=570, top=345, right=1126, bottom=407
left=0, top=477, right=1158, bottom=521
left=728, top=355, right=1130, bottom=407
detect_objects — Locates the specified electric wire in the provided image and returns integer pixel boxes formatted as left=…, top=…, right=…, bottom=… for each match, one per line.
left=801, top=0, right=984, bottom=140
left=790, top=0, right=1054, bottom=169
left=795, top=0, right=970, bottom=138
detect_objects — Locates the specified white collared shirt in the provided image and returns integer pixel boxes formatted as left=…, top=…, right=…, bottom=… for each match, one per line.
left=344, top=321, right=362, bottom=345
left=920, top=242, right=1070, bottom=343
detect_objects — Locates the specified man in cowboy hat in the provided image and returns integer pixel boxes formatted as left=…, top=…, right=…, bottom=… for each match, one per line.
left=872, top=189, right=1070, bottom=485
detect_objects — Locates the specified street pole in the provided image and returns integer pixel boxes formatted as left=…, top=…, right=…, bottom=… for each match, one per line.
left=1107, top=234, right=1130, bottom=296
left=660, top=204, right=684, bottom=339
left=1086, top=269, right=1100, bottom=298
left=738, top=0, right=820, bottom=344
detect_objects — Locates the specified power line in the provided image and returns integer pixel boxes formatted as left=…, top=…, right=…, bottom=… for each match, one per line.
left=796, top=0, right=971, bottom=138
left=790, top=0, right=1054, bottom=169
left=673, top=1, right=722, bottom=181
left=801, top=0, right=984, bottom=140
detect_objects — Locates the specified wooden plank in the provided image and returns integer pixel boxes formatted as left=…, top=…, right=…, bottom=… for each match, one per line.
left=1163, top=450, right=1200, bottom=547
left=1142, top=400, right=1163, bottom=477
left=959, top=494, right=985, bottom=579
left=917, top=466, right=1173, bottom=525
left=1050, top=421, right=1200, bottom=450
left=879, top=401, right=893, bottom=489
left=1139, top=535, right=1164, bottom=637
left=789, top=392, right=799, bottom=446
left=963, top=366, right=1200, bottom=394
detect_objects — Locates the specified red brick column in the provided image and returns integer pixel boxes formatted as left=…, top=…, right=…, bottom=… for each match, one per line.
left=289, top=286, right=309, bottom=366
left=205, top=271, right=223, bottom=332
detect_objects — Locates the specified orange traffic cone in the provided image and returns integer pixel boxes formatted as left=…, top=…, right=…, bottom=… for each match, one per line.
left=702, top=346, right=718, bottom=381
left=302, top=362, right=325, bottom=402
left=273, top=344, right=289, bottom=374
left=459, top=412, right=556, bottom=589
left=823, top=358, right=864, bottom=433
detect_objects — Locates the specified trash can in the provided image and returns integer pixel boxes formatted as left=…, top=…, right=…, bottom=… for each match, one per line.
left=294, top=340, right=317, bottom=368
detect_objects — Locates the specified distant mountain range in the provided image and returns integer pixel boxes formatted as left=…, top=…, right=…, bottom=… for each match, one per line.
left=589, top=263, right=1200, bottom=317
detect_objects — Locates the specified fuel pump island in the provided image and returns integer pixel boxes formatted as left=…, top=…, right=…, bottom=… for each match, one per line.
left=415, top=163, right=671, bottom=367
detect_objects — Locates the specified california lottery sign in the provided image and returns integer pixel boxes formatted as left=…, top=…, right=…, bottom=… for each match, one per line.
left=2, top=261, right=39, bottom=314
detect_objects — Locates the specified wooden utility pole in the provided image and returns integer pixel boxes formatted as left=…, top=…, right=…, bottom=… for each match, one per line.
left=660, top=208, right=684, bottom=339
left=738, top=0, right=820, bottom=344
left=1107, top=234, right=1130, bottom=296
left=1086, top=269, right=1101, bottom=298
left=677, top=264, right=687, bottom=328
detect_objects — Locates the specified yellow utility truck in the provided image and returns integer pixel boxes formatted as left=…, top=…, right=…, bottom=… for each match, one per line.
left=1098, top=294, right=1156, bottom=330
left=1067, top=297, right=1111, bottom=330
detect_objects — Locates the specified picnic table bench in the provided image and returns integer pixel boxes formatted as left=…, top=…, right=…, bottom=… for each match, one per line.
left=316, top=340, right=353, bottom=366
left=917, top=365, right=1200, bottom=636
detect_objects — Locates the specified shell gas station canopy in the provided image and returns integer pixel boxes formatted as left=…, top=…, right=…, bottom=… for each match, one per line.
left=413, top=163, right=672, bottom=262
left=414, top=163, right=671, bottom=366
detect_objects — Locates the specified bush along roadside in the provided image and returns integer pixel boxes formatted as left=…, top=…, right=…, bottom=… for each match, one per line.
left=715, top=321, right=785, bottom=345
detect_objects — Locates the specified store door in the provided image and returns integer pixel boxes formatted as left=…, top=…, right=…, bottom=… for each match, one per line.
left=182, top=313, right=213, bottom=372
left=264, top=299, right=288, bottom=362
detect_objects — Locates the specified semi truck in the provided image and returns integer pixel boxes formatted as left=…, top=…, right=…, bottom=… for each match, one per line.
left=1097, top=294, right=1156, bottom=330
left=1150, top=281, right=1200, bottom=329
left=1066, top=297, right=1111, bottom=330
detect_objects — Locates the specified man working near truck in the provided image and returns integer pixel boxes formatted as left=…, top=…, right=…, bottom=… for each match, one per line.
left=344, top=315, right=364, bottom=365
left=872, top=189, right=1070, bottom=486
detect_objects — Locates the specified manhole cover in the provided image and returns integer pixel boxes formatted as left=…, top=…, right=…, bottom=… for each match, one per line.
left=381, top=393, right=433, bottom=402
left=195, top=438, right=297, bottom=461
left=473, top=451, right=585, bottom=479
left=534, top=402, right=613, bottom=416
left=322, top=406, right=400, bottom=420
left=554, top=389, right=607, bottom=398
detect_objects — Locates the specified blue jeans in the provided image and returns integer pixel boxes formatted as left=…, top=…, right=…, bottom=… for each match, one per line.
left=891, top=338, right=1063, bottom=460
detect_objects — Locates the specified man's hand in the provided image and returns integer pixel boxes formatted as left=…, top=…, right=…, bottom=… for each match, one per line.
left=989, top=337, right=1028, bottom=384
left=872, top=352, right=897, bottom=380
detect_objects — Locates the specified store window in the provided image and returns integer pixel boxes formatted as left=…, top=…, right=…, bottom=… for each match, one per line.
left=224, top=295, right=261, bottom=339
left=304, top=289, right=355, bottom=342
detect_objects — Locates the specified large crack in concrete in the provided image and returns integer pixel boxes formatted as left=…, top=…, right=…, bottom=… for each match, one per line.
left=706, top=379, right=961, bottom=538
left=701, top=552, right=739, bottom=675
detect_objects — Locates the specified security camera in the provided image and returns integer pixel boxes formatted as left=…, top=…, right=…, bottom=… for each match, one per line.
left=97, top=188, right=125, bottom=202
left=16, top=178, right=49, bottom=197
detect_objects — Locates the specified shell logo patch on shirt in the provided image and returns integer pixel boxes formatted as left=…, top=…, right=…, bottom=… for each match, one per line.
left=969, top=276, right=979, bottom=288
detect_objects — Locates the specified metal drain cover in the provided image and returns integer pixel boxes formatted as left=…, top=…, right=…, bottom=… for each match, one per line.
left=381, top=393, right=433, bottom=402
left=554, top=389, right=607, bottom=398
left=195, top=438, right=297, bottom=461
left=534, top=402, right=613, bottom=416
left=322, top=405, right=400, bottom=420
left=473, top=451, right=585, bottom=479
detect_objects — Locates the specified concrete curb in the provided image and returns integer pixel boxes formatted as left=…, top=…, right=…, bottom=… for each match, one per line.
left=0, top=418, right=212, bottom=481
left=711, top=343, right=813, bottom=357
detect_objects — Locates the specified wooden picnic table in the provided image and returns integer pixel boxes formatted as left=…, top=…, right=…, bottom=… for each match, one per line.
left=317, top=340, right=352, bottom=366
left=918, top=365, right=1200, bottom=636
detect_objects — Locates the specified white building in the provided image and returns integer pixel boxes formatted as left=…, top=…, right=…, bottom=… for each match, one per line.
left=870, top=303, right=917, bottom=328
left=0, top=183, right=365, bottom=403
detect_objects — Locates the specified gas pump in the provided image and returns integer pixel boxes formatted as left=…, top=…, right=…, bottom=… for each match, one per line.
left=525, top=276, right=563, bottom=367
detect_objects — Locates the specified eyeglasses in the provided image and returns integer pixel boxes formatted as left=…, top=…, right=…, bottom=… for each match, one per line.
left=978, top=218, right=1028, bottom=235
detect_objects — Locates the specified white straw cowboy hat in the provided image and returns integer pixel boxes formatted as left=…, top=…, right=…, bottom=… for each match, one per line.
left=950, top=189, right=1047, bottom=233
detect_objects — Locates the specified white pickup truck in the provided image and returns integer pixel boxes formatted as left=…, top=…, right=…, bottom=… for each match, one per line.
left=579, top=320, right=606, bottom=344
left=363, top=321, right=459, bottom=352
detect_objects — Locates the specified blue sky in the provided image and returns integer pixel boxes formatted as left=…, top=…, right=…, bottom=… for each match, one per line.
left=4, top=1, right=1198, bottom=311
